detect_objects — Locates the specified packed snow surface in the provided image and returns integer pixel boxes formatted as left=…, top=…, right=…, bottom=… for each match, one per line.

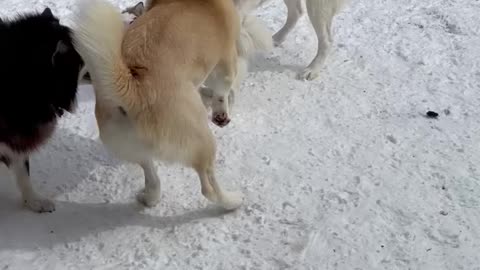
left=1, top=0, right=479, bottom=269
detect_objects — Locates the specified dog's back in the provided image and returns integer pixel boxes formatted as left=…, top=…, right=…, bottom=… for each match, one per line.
left=123, top=0, right=239, bottom=86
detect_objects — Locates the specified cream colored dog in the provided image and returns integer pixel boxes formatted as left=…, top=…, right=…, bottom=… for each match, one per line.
left=72, top=0, right=243, bottom=210
left=121, top=1, right=272, bottom=125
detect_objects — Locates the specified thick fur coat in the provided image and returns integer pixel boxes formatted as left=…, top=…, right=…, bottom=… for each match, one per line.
left=73, top=0, right=243, bottom=210
left=0, top=8, right=83, bottom=212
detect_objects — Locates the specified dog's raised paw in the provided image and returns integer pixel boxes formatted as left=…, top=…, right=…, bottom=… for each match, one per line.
left=136, top=189, right=160, bottom=207
left=219, top=191, right=244, bottom=210
left=24, top=197, right=55, bottom=213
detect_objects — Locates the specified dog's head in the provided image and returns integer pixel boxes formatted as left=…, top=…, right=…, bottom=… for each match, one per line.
left=37, top=7, right=84, bottom=113
left=200, top=59, right=246, bottom=127
left=200, top=87, right=235, bottom=128
left=0, top=7, right=85, bottom=134
left=35, top=7, right=84, bottom=73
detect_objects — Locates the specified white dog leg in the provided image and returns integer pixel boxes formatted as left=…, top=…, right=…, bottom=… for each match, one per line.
left=12, top=157, right=55, bottom=213
left=298, top=0, right=334, bottom=80
left=136, top=160, right=161, bottom=207
left=272, top=0, right=304, bottom=46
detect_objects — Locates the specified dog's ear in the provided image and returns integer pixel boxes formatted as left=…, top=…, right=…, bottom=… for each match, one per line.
left=51, top=40, right=69, bottom=66
left=132, top=2, right=145, bottom=17
left=41, top=7, right=53, bottom=17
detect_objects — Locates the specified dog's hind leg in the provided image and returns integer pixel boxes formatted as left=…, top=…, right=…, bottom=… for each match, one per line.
left=192, top=130, right=243, bottom=210
left=11, top=156, right=55, bottom=213
left=298, top=0, right=335, bottom=81
left=272, top=0, right=304, bottom=46
left=195, top=165, right=243, bottom=210
left=136, top=160, right=161, bottom=207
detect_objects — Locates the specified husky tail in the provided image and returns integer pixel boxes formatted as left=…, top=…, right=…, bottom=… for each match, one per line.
left=71, top=0, right=136, bottom=109
left=237, top=14, right=273, bottom=57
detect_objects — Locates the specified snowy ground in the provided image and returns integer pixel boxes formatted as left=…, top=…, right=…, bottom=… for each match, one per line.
left=1, top=0, right=480, bottom=269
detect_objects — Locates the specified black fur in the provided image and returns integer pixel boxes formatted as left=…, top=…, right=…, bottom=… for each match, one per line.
left=0, top=8, right=83, bottom=153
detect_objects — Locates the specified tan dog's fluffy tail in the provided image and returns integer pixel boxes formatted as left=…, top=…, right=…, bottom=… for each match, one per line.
left=237, top=15, right=273, bottom=57
left=72, top=0, right=134, bottom=108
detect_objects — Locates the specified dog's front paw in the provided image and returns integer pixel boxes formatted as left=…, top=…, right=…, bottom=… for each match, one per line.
left=297, top=67, right=321, bottom=81
left=136, top=189, right=160, bottom=207
left=24, top=196, right=55, bottom=213
left=219, top=191, right=244, bottom=210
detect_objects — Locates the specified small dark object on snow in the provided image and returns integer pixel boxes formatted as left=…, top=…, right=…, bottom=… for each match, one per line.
left=426, top=111, right=439, bottom=118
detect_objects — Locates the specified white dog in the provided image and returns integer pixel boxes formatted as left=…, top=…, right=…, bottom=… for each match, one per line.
left=235, top=0, right=346, bottom=80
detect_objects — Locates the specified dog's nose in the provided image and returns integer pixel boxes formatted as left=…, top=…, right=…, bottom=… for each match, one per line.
left=214, top=112, right=227, bottom=121
left=213, top=113, right=230, bottom=127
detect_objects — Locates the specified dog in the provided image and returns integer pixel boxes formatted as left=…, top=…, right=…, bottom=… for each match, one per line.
left=120, top=1, right=273, bottom=126
left=0, top=8, right=84, bottom=212
left=72, top=0, right=243, bottom=210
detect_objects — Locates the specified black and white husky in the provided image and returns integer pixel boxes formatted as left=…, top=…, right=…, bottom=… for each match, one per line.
left=0, top=8, right=84, bottom=212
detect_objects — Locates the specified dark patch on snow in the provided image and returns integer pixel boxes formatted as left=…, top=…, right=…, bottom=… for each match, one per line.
left=386, top=135, right=397, bottom=144
left=426, top=111, right=439, bottom=118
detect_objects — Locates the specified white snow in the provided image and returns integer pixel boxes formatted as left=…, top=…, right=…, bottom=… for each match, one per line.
left=1, top=0, right=480, bottom=269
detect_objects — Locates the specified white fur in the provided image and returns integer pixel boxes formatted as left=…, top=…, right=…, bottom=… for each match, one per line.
left=71, top=0, right=125, bottom=106
left=0, top=143, right=55, bottom=213
left=237, top=14, right=273, bottom=57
